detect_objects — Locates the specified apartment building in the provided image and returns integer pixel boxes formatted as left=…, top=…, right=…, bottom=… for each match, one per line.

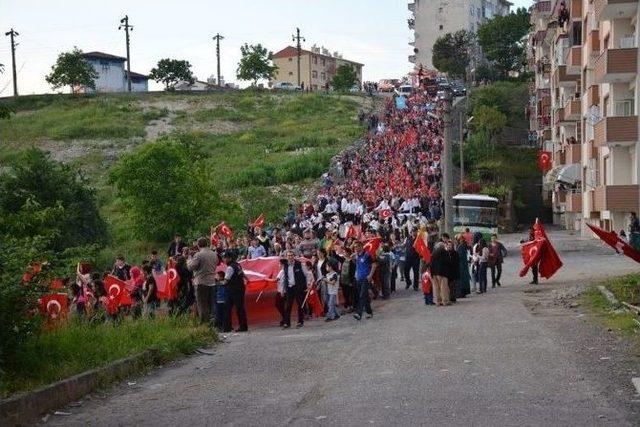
left=528, top=0, right=640, bottom=235
left=271, top=46, right=363, bottom=91
left=408, top=0, right=512, bottom=70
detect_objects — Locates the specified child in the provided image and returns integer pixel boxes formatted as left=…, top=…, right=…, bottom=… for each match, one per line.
left=214, top=271, right=227, bottom=330
left=325, top=261, right=340, bottom=321
left=421, top=270, right=434, bottom=305
left=141, top=264, right=158, bottom=317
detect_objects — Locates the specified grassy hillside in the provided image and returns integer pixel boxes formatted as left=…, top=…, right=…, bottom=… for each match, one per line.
left=0, top=90, right=370, bottom=264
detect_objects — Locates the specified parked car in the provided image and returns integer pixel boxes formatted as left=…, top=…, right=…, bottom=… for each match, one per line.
left=349, top=85, right=361, bottom=93
left=398, top=84, right=413, bottom=95
left=451, top=84, right=466, bottom=97
left=272, top=82, right=301, bottom=91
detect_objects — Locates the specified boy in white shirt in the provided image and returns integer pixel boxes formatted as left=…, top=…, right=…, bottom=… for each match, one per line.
left=325, top=261, right=340, bottom=321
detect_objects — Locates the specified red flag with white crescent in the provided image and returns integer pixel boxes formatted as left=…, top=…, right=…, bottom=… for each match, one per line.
left=251, top=213, right=265, bottom=229
left=104, top=275, right=133, bottom=307
left=379, top=209, right=393, bottom=220
left=537, top=151, right=552, bottom=172
left=519, top=239, right=544, bottom=277
left=363, top=237, right=382, bottom=258
left=39, top=293, right=68, bottom=319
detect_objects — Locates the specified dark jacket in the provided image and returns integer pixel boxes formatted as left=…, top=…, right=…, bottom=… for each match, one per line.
left=167, top=240, right=187, bottom=257
left=405, top=237, right=419, bottom=262
left=283, top=260, right=308, bottom=288
left=430, top=244, right=450, bottom=277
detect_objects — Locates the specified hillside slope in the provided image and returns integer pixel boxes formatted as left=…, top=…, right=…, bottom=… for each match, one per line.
left=0, top=91, right=374, bottom=262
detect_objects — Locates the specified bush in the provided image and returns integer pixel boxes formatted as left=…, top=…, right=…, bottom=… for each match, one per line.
left=230, top=163, right=277, bottom=187
left=275, top=151, right=334, bottom=183
left=0, top=149, right=107, bottom=252
left=108, top=139, right=216, bottom=241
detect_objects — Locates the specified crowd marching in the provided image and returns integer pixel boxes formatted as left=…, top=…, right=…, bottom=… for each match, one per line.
left=45, top=90, right=512, bottom=332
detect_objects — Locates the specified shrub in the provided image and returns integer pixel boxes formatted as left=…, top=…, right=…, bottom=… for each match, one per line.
left=108, top=140, right=216, bottom=241
left=275, top=151, right=334, bottom=183
left=230, top=163, right=277, bottom=187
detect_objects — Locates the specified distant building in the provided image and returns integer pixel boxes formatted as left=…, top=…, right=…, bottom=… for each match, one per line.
left=174, top=79, right=216, bottom=92
left=271, top=45, right=364, bottom=91
left=80, top=51, right=148, bottom=92
left=408, top=0, right=512, bottom=70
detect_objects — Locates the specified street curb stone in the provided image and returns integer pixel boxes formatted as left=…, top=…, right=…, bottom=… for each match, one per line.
left=0, top=348, right=158, bottom=426
left=597, top=285, right=620, bottom=307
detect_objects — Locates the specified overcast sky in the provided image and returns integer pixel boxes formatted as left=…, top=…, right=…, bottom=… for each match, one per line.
left=0, top=0, right=532, bottom=95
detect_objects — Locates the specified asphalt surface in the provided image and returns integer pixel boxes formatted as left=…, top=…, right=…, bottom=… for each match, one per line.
left=47, top=230, right=640, bottom=426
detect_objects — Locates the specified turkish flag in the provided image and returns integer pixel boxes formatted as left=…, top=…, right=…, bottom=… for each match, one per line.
left=587, top=223, right=640, bottom=264
left=537, top=151, right=552, bottom=172
left=39, top=293, right=68, bottom=319
left=215, top=222, right=233, bottom=239
left=154, top=261, right=180, bottom=301
left=379, top=209, right=393, bottom=220
left=251, top=213, right=265, bottom=229
left=305, top=287, right=324, bottom=317
left=363, top=237, right=382, bottom=258
left=104, top=275, right=133, bottom=307
left=413, top=230, right=432, bottom=263
left=519, top=239, right=544, bottom=277
left=346, top=224, right=357, bottom=239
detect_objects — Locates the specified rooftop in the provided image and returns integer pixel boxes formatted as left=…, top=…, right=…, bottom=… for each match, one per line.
left=82, top=51, right=127, bottom=62
left=272, top=46, right=363, bottom=66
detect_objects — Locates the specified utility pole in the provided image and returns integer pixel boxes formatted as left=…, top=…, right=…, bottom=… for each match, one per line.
left=213, top=33, right=224, bottom=86
left=292, top=27, right=305, bottom=87
left=5, top=28, right=18, bottom=97
left=459, top=109, right=464, bottom=191
left=119, top=15, right=133, bottom=92
left=442, top=90, right=454, bottom=236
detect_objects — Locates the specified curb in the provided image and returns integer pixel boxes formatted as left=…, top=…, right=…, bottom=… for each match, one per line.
left=0, top=348, right=158, bottom=426
left=597, top=285, right=620, bottom=308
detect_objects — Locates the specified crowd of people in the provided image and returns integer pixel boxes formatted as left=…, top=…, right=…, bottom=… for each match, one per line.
left=67, top=89, right=510, bottom=332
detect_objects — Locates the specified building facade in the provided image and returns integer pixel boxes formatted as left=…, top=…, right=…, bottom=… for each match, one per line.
left=408, top=0, right=512, bottom=70
left=271, top=46, right=363, bottom=91
left=81, top=51, right=148, bottom=93
left=528, top=0, right=640, bottom=235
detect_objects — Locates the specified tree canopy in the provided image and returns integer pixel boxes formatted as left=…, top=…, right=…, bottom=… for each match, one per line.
left=149, top=58, right=195, bottom=90
left=432, top=30, right=474, bottom=79
left=45, top=47, right=98, bottom=92
left=331, top=65, right=358, bottom=91
left=236, top=44, right=278, bottom=86
left=477, top=8, right=531, bottom=79
left=108, top=139, right=216, bottom=241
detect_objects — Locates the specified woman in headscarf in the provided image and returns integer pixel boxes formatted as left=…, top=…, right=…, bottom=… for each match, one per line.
left=455, top=234, right=471, bottom=298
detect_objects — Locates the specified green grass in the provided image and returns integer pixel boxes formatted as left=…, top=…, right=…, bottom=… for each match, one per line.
left=1, top=316, right=216, bottom=397
left=581, top=274, right=640, bottom=337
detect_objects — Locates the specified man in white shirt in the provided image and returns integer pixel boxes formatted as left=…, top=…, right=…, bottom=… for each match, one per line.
left=276, top=251, right=314, bottom=328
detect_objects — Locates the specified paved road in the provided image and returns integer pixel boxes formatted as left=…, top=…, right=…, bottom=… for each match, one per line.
left=49, top=231, right=640, bottom=426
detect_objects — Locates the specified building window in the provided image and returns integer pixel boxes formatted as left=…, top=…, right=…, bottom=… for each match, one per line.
left=312, top=70, right=318, bottom=78
left=470, top=5, right=474, bottom=16
left=321, top=58, right=325, bottom=66
left=470, top=23, right=475, bottom=32
left=439, top=24, right=443, bottom=30
left=321, top=72, right=326, bottom=81
left=288, top=71, right=293, bottom=76
left=313, top=56, right=318, bottom=64
left=288, top=57, right=293, bottom=62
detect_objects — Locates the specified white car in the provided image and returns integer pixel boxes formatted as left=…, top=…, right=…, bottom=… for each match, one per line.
left=398, top=84, right=413, bottom=95
left=272, top=82, right=301, bottom=91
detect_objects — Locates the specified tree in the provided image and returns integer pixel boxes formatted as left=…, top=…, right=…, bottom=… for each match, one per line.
left=108, top=139, right=216, bottom=241
left=331, top=65, right=357, bottom=91
left=477, top=8, right=531, bottom=79
left=45, top=47, right=98, bottom=92
left=0, top=149, right=107, bottom=252
left=432, top=30, right=474, bottom=79
left=236, top=44, right=278, bottom=86
left=149, top=58, right=195, bottom=90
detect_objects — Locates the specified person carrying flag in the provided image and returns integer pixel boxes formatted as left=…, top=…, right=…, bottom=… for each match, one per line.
left=352, top=241, right=377, bottom=320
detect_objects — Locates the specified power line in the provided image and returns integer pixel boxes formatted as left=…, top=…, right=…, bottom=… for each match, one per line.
left=119, top=15, right=133, bottom=92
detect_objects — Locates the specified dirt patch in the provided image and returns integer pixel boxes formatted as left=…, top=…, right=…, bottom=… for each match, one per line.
left=145, top=115, right=175, bottom=140
left=39, top=139, right=138, bottom=163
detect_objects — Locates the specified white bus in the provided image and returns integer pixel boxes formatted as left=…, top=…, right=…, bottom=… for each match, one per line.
left=452, top=194, right=500, bottom=241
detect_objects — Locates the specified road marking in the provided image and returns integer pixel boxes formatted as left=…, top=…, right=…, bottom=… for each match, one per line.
left=632, top=378, right=640, bottom=395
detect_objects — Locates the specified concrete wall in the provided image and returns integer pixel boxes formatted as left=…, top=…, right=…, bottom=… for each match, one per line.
left=86, top=59, right=126, bottom=93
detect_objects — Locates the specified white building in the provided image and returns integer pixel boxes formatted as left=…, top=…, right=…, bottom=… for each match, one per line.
left=408, top=0, right=512, bottom=70
left=81, top=51, right=148, bottom=93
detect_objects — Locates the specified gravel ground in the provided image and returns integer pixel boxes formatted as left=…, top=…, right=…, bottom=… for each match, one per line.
left=45, top=230, right=640, bottom=426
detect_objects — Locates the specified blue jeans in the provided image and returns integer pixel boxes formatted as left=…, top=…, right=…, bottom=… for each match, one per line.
left=478, top=263, right=488, bottom=293
left=423, top=292, right=433, bottom=305
left=326, top=294, right=339, bottom=319
left=356, top=280, right=372, bottom=316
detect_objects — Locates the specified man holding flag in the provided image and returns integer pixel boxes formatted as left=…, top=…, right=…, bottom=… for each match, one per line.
left=353, top=240, right=377, bottom=320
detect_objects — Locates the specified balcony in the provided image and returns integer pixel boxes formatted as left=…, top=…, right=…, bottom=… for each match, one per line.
left=594, top=0, right=638, bottom=22
left=566, top=143, right=582, bottom=164
left=564, top=98, right=581, bottom=120
left=555, top=150, right=566, bottom=167
left=594, top=48, right=638, bottom=83
left=566, top=192, right=582, bottom=212
left=407, top=18, right=415, bottom=29
left=543, top=128, right=552, bottom=141
left=555, top=107, right=566, bottom=125
left=588, top=30, right=600, bottom=57
left=570, top=0, right=583, bottom=19
left=554, top=65, right=580, bottom=87
left=408, top=2, right=415, bottom=13
left=534, top=0, right=552, bottom=15
left=587, top=85, right=600, bottom=106
left=593, top=115, right=638, bottom=147
left=408, top=55, right=416, bottom=63
left=587, top=139, right=599, bottom=159
left=593, top=185, right=640, bottom=212
left=556, top=190, right=567, bottom=204
left=566, top=46, right=582, bottom=74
